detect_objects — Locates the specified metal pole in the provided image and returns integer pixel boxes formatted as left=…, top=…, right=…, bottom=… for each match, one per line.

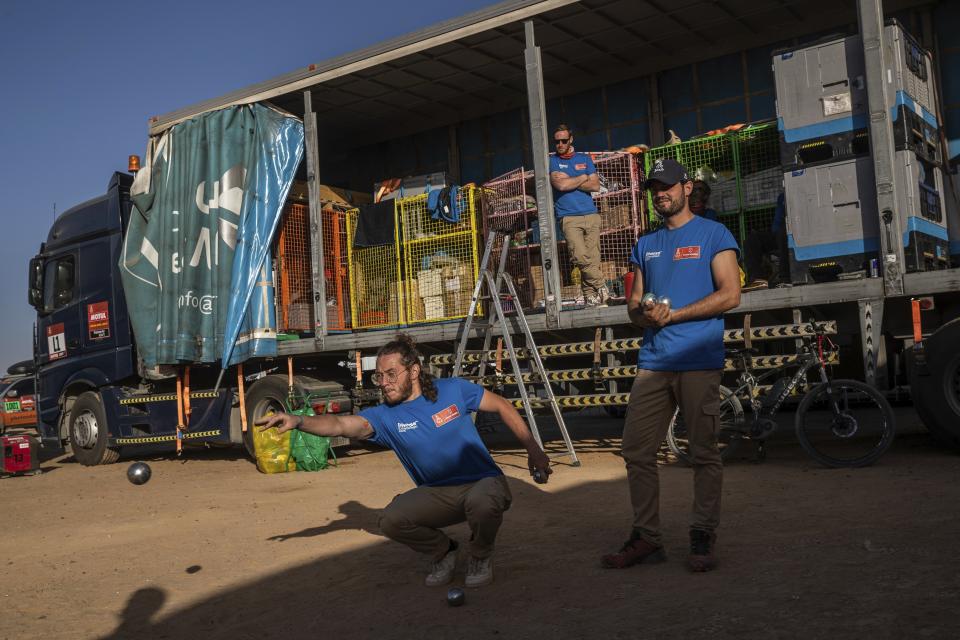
left=524, top=19, right=561, bottom=328
left=648, top=74, right=664, bottom=147
left=857, top=0, right=905, bottom=296
left=303, top=90, right=328, bottom=341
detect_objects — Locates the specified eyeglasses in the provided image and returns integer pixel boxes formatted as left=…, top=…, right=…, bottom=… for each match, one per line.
left=371, top=367, right=411, bottom=386
left=554, top=137, right=571, bottom=144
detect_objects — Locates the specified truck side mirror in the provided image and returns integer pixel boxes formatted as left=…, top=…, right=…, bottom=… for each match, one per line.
left=28, top=256, right=43, bottom=310
left=5, top=389, right=18, bottom=399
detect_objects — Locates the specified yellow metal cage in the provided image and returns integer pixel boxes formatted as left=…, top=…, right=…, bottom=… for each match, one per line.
left=397, top=187, right=482, bottom=325
left=347, top=207, right=406, bottom=329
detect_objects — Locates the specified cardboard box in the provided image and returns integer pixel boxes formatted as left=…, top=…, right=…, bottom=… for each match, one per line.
left=423, top=295, right=445, bottom=320
left=600, top=203, right=633, bottom=230
left=417, top=269, right=444, bottom=298
left=288, top=180, right=372, bottom=207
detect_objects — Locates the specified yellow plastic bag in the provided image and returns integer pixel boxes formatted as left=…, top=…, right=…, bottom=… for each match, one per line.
left=251, top=411, right=297, bottom=474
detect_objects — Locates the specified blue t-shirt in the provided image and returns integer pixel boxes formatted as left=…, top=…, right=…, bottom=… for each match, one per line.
left=629, top=215, right=740, bottom=371
left=359, top=378, right=502, bottom=487
left=550, top=152, right=597, bottom=217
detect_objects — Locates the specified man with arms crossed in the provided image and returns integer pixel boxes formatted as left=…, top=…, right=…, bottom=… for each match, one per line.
left=601, top=158, right=741, bottom=572
left=550, top=124, right=609, bottom=307
left=258, top=334, right=551, bottom=588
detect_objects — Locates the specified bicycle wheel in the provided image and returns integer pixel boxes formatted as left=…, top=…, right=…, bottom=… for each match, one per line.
left=667, top=385, right=744, bottom=465
left=795, top=379, right=896, bottom=468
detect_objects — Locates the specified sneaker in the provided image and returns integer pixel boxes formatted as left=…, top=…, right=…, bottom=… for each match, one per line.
left=585, top=292, right=608, bottom=308
left=742, top=279, right=768, bottom=292
left=425, top=547, right=458, bottom=587
left=465, top=555, right=493, bottom=588
left=598, top=285, right=611, bottom=305
left=600, top=532, right=666, bottom=569
left=688, top=529, right=717, bottom=572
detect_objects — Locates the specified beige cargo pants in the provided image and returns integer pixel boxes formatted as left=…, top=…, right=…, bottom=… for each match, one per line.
left=378, top=475, right=512, bottom=560
left=561, top=213, right=605, bottom=298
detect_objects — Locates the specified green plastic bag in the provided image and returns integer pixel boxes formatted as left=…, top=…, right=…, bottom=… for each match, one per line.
left=287, top=398, right=337, bottom=471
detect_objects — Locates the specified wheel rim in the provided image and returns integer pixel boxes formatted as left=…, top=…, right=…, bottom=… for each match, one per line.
left=252, top=396, right=286, bottom=424
left=73, top=410, right=100, bottom=449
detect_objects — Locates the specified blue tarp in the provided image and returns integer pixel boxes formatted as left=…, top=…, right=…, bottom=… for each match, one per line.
left=120, top=104, right=304, bottom=368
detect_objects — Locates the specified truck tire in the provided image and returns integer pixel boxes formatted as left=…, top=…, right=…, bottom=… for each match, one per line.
left=242, top=375, right=293, bottom=459
left=906, top=319, right=960, bottom=451
left=69, top=391, right=120, bottom=466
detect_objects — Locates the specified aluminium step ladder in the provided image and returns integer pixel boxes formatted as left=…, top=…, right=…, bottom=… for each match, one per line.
left=453, top=231, right=579, bottom=466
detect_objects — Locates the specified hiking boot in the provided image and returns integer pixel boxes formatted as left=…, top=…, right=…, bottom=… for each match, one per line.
left=600, top=532, right=666, bottom=569
left=465, top=555, right=493, bottom=588
left=688, top=529, right=717, bottom=572
left=425, top=547, right=458, bottom=587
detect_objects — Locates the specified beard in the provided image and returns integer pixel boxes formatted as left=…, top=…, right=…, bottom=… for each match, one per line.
left=384, top=375, right=415, bottom=406
left=653, top=189, right=686, bottom=218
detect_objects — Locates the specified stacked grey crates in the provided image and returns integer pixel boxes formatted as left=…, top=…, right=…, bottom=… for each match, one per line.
left=774, top=20, right=950, bottom=283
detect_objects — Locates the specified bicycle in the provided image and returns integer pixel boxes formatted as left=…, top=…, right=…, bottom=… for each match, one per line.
left=667, top=321, right=896, bottom=468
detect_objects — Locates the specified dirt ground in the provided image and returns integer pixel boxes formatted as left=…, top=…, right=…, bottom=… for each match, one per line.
left=3, top=408, right=959, bottom=640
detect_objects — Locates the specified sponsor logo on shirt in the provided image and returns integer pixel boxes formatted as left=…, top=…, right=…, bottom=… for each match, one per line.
left=558, top=162, right=569, bottom=169
left=432, top=404, right=460, bottom=427
left=644, top=251, right=662, bottom=260
left=397, top=421, right=419, bottom=433
left=674, top=246, right=701, bottom=260
left=575, top=163, right=587, bottom=171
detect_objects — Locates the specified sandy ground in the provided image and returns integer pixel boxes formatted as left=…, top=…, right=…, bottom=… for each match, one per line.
left=2, top=408, right=959, bottom=640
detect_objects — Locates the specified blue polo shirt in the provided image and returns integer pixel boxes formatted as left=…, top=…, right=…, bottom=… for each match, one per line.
left=550, top=152, right=597, bottom=217
left=629, top=215, right=740, bottom=371
left=359, top=378, right=502, bottom=487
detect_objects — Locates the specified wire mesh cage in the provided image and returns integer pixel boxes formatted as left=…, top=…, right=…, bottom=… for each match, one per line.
left=347, top=207, right=405, bottom=330
left=481, top=153, right=645, bottom=310
left=644, top=122, right=782, bottom=265
left=276, top=203, right=314, bottom=334
left=320, top=206, right=352, bottom=332
left=480, top=168, right=537, bottom=309
left=397, top=187, right=482, bottom=325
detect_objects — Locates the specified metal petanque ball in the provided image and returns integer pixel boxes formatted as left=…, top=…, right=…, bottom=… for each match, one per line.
left=127, top=462, right=152, bottom=485
left=641, top=292, right=658, bottom=308
left=447, top=587, right=465, bottom=607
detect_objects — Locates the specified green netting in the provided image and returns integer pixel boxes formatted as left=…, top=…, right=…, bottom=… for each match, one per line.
left=644, top=122, right=781, bottom=266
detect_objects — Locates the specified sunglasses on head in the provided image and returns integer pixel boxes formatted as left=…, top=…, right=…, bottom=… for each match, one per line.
left=555, top=137, right=571, bottom=144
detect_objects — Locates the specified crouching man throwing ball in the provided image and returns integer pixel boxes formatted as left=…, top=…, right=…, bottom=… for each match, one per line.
left=257, top=333, right=551, bottom=588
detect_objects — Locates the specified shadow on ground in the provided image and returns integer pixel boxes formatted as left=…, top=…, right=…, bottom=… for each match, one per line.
left=97, top=429, right=959, bottom=640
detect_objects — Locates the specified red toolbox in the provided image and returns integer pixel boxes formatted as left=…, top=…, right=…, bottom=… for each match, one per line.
left=1, top=435, right=41, bottom=476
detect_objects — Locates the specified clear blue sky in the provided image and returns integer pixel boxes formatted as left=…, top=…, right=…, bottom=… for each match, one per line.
left=0, top=0, right=497, bottom=370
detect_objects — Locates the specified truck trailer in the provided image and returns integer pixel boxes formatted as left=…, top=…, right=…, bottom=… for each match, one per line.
left=27, top=0, right=960, bottom=465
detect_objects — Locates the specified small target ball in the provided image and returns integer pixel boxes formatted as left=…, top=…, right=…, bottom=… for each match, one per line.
left=447, top=587, right=465, bottom=607
left=127, top=462, right=152, bottom=485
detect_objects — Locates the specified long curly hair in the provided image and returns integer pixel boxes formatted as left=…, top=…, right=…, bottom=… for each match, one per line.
left=377, top=333, right=438, bottom=403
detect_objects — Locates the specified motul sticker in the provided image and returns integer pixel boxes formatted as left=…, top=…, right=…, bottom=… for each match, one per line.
left=87, top=301, right=110, bottom=340
left=432, top=404, right=460, bottom=427
left=575, top=163, right=587, bottom=171
left=46, top=323, right=66, bottom=360
left=674, top=246, right=701, bottom=260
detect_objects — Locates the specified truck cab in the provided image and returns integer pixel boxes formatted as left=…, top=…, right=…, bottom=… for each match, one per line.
left=28, top=173, right=137, bottom=454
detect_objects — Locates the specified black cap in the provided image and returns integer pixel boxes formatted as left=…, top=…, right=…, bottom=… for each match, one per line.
left=643, top=158, right=689, bottom=189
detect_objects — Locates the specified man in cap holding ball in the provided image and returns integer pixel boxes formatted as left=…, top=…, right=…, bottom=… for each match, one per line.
left=602, top=158, right=741, bottom=573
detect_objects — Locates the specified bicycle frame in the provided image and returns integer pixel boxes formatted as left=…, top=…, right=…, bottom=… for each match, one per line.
left=732, top=333, right=834, bottom=422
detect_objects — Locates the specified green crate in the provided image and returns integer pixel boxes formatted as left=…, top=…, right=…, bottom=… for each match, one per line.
left=644, top=122, right=782, bottom=266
